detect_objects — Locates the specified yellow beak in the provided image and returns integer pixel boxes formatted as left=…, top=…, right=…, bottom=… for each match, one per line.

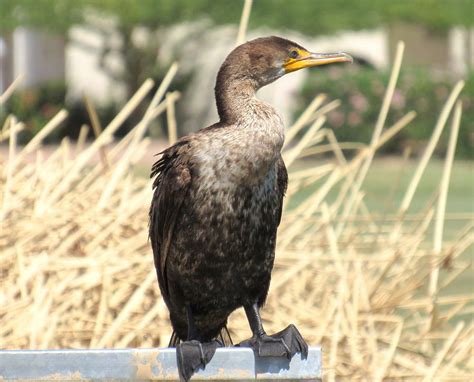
left=284, top=51, right=353, bottom=73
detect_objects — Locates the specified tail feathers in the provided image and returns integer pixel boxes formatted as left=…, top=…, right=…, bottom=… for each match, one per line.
left=168, top=326, right=233, bottom=347
left=218, top=325, right=233, bottom=346
left=169, top=331, right=181, bottom=347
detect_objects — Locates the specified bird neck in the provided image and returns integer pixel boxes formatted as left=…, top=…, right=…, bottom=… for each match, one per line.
left=215, top=74, right=260, bottom=124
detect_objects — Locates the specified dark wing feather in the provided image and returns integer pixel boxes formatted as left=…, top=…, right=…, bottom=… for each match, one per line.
left=149, top=140, right=191, bottom=302
left=276, top=155, right=288, bottom=226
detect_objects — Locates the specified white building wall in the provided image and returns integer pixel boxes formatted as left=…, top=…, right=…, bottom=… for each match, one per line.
left=66, top=26, right=126, bottom=105
left=159, top=23, right=388, bottom=133
left=449, top=27, right=474, bottom=76
left=13, top=28, right=65, bottom=88
left=2, top=22, right=471, bottom=133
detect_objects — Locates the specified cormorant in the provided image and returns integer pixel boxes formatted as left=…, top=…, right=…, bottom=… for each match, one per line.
left=149, top=36, right=352, bottom=381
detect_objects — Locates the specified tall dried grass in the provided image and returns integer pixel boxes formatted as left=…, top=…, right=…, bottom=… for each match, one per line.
left=1, top=35, right=473, bottom=382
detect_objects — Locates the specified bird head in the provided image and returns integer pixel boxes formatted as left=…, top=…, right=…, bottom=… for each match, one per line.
left=222, top=36, right=353, bottom=88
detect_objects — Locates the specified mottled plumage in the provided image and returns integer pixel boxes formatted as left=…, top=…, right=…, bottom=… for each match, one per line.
left=149, top=36, right=352, bottom=381
left=150, top=102, right=287, bottom=342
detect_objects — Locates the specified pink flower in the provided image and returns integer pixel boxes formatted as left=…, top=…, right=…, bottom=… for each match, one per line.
left=391, top=89, right=406, bottom=110
left=348, top=112, right=362, bottom=127
left=328, top=110, right=345, bottom=128
left=349, top=92, right=368, bottom=112
left=328, top=67, right=343, bottom=80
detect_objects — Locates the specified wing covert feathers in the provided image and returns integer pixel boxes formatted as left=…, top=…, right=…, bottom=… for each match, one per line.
left=149, top=140, right=191, bottom=300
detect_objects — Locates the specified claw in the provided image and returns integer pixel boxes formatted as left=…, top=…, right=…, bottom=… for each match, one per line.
left=176, top=340, right=221, bottom=381
left=240, top=324, right=308, bottom=360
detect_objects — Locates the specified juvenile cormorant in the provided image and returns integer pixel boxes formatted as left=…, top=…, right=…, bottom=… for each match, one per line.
left=149, top=36, right=352, bottom=380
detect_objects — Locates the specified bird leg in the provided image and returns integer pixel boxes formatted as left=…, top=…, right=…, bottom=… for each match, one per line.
left=240, top=302, right=308, bottom=360
left=176, top=305, right=221, bottom=381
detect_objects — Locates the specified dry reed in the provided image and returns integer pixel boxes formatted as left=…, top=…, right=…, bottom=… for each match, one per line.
left=1, top=44, right=473, bottom=382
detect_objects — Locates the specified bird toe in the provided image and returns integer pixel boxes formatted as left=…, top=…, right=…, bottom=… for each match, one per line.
left=239, top=324, right=308, bottom=360
left=176, top=340, right=220, bottom=381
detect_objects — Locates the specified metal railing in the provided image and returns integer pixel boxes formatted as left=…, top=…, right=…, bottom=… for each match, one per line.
left=0, top=346, right=321, bottom=381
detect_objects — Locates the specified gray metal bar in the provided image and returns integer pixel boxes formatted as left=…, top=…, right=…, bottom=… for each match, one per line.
left=0, top=346, right=321, bottom=381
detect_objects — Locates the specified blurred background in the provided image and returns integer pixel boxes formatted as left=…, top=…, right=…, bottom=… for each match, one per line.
left=1, top=0, right=473, bottom=226
left=0, top=0, right=473, bottom=157
left=1, top=1, right=474, bottom=377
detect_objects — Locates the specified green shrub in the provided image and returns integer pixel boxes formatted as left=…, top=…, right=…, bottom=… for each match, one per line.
left=3, top=81, right=66, bottom=142
left=295, top=67, right=473, bottom=159
left=1, top=82, right=136, bottom=144
left=0, top=64, right=191, bottom=144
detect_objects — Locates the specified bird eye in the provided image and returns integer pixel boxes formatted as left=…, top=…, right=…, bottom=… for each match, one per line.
left=290, top=50, right=299, bottom=59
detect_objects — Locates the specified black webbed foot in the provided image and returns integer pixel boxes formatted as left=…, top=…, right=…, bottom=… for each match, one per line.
left=176, top=339, right=221, bottom=381
left=240, top=324, right=308, bottom=360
